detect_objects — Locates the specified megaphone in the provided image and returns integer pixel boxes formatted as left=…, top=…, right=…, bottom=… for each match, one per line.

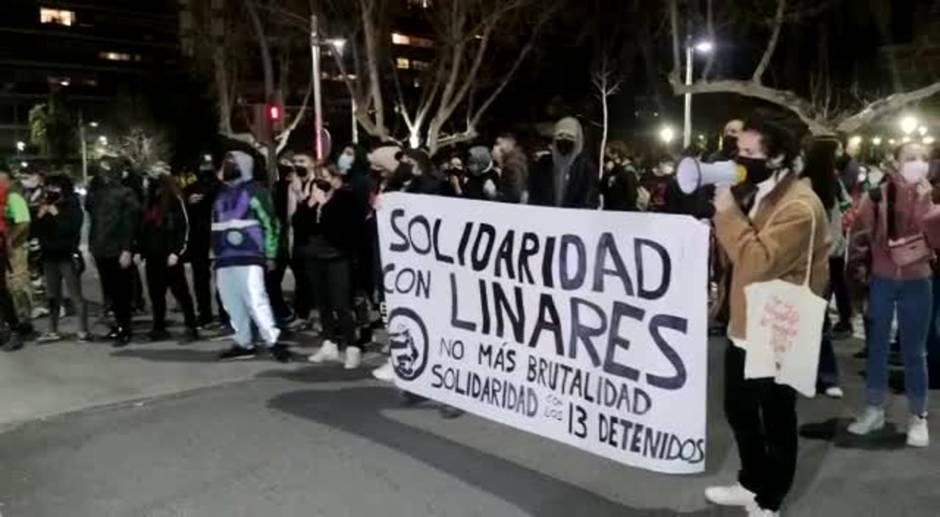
left=676, top=158, right=747, bottom=194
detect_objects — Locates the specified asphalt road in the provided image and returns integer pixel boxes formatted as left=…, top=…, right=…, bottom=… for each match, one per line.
left=1, top=335, right=938, bottom=517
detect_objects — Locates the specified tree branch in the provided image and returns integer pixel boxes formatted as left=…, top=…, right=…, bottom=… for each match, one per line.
left=753, top=0, right=786, bottom=82
left=837, top=82, right=940, bottom=133
left=670, top=76, right=832, bottom=134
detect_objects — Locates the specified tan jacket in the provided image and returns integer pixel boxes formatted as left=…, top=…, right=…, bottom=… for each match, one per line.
left=714, top=176, right=830, bottom=341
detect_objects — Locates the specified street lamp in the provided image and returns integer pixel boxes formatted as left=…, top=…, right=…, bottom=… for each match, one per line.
left=310, top=19, right=350, bottom=161
left=15, top=141, right=25, bottom=152
left=900, top=115, right=919, bottom=135
left=848, top=135, right=862, bottom=147
left=872, top=136, right=883, bottom=146
left=925, top=136, right=936, bottom=145
left=918, top=125, right=928, bottom=137
left=684, top=39, right=713, bottom=147
left=89, top=121, right=99, bottom=128
left=659, top=125, right=676, bottom=145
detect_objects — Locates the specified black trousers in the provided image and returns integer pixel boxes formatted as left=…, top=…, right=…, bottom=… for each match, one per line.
left=189, top=251, right=214, bottom=324
left=266, top=254, right=293, bottom=324
left=145, top=258, right=198, bottom=331
left=307, top=257, right=356, bottom=348
left=724, top=342, right=797, bottom=512
left=292, top=258, right=312, bottom=319
left=95, top=256, right=133, bottom=330
left=829, top=256, right=852, bottom=326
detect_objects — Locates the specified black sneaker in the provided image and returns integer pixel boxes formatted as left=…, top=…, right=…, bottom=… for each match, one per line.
left=269, top=344, right=292, bottom=363
left=104, top=326, right=121, bottom=340
left=218, top=345, right=257, bottom=361
left=112, top=329, right=132, bottom=348
left=148, top=329, right=172, bottom=342
left=2, top=332, right=23, bottom=351
left=179, top=328, right=200, bottom=345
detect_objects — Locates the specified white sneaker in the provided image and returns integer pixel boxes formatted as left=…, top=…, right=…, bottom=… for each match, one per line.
left=308, top=340, right=340, bottom=363
left=847, top=406, right=886, bottom=435
left=704, top=483, right=756, bottom=507
left=907, top=415, right=929, bottom=447
left=372, top=359, right=395, bottom=382
left=824, top=386, right=844, bottom=399
left=344, top=346, right=362, bottom=370
left=746, top=502, right=780, bottom=517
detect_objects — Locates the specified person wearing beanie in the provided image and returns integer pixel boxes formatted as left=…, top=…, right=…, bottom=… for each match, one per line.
left=529, top=117, right=598, bottom=208
left=212, top=151, right=291, bottom=363
left=462, top=146, right=500, bottom=201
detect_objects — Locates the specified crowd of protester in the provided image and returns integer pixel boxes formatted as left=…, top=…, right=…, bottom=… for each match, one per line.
left=1, top=111, right=939, bottom=516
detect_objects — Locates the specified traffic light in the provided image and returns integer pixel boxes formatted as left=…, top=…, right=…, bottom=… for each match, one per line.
left=267, top=104, right=281, bottom=122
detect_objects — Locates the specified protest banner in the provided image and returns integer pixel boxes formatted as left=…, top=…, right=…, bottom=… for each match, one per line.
left=376, top=193, right=710, bottom=474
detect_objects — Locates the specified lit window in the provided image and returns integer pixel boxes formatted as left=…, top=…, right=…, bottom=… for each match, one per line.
left=411, top=60, right=430, bottom=71
left=391, top=32, right=434, bottom=48
left=408, top=0, right=432, bottom=8
left=396, top=57, right=410, bottom=70
left=99, top=52, right=132, bottom=62
left=40, top=7, right=76, bottom=26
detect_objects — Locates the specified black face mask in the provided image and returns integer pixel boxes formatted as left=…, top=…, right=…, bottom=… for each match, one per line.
left=736, top=156, right=775, bottom=185
left=295, top=166, right=309, bottom=179
left=556, top=139, right=575, bottom=156
left=721, top=136, right=738, bottom=157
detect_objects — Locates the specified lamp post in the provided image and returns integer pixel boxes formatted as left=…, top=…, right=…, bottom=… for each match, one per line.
left=310, top=16, right=349, bottom=162
left=684, top=40, right=713, bottom=148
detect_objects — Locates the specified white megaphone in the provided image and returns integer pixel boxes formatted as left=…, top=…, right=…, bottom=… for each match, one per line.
left=676, top=158, right=748, bottom=194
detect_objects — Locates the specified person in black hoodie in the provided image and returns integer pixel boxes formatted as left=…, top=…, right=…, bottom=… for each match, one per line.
left=184, top=159, right=222, bottom=327
left=33, top=174, right=91, bottom=342
left=529, top=117, right=598, bottom=208
left=138, top=174, right=199, bottom=343
left=300, top=167, right=363, bottom=369
left=87, top=158, right=140, bottom=346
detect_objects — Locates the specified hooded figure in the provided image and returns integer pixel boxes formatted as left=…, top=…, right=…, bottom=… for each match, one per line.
left=86, top=157, right=141, bottom=345
left=529, top=117, right=598, bottom=208
left=211, top=151, right=290, bottom=362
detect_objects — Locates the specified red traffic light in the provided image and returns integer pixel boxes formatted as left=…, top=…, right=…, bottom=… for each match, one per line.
left=268, top=104, right=281, bottom=121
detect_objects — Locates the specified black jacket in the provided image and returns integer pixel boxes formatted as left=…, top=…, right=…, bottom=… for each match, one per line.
left=139, top=194, right=190, bottom=259
left=183, top=175, right=221, bottom=257
left=601, top=164, right=640, bottom=212
left=529, top=152, right=599, bottom=209
left=292, top=187, right=358, bottom=260
left=34, top=195, right=83, bottom=261
left=86, top=178, right=140, bottom=259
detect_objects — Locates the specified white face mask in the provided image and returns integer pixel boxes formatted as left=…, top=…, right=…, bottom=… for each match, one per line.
left=900, top=159, right=929, bottom=184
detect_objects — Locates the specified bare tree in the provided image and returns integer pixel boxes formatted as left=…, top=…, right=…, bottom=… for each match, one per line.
left=667, top=0, right=940, bottom=134
left=327, top=0, right=555, bottom=154
left=592, top=54, right=622, bottom=180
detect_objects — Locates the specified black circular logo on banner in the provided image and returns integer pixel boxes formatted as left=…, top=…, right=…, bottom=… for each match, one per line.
left=388, top=307, right=429, bottom=381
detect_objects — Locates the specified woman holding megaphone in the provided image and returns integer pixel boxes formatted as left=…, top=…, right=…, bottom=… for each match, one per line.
left=703, top=114, right=829, bottom=517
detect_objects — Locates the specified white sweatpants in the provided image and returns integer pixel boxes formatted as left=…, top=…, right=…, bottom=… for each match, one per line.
left=217, top=265, right=280, bottom=348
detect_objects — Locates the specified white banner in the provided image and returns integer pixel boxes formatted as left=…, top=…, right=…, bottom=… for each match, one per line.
left=377, top=193, right=710, bottom=474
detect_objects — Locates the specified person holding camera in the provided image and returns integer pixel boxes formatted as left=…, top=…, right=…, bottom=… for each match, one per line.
left=301, top=167, right=362, bottom=369
left=33, top=174, right=91, bottom=342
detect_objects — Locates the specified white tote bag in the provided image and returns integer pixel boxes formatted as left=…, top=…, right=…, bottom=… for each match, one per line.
left=743, top=200, right=826, bottom=397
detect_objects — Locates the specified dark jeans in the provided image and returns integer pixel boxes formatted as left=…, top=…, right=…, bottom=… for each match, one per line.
left=829, top=256, right=852, bottom=326
left=817, top=284, right=841, bottom=389
left=95, top=256, right=133, bottom=330
left=308, top=257, right=356, bottom=348
left=292, top=257, right=312, bottom=319
left=725, top=343, right=797, bottom=512
left=145, top=258, right=198, bottom=331
left=44, top=259, right=88, bottom=334
left=927, top=274, right=940, bottom=388
left=189, top=251, right=214, bottom=324
left=266, top=255, right=293, bottom=324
